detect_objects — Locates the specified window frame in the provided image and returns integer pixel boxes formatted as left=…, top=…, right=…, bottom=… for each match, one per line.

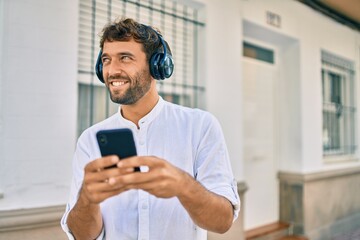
left=321, top=51, right=357, bottom=162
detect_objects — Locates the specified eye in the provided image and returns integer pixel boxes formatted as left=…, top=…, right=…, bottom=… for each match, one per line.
left=121, top=55, right=132, bottom=62
left=102, top=57, right=110, bottom=64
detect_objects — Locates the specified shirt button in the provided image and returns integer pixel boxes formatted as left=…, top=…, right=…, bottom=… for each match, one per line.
left=139, top=140, right=145, bottom=145
left=142, top=204, right=148, bottom=209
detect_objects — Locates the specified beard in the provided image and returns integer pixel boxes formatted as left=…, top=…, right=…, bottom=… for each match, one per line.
left=107, top=68, right=152, bottom=105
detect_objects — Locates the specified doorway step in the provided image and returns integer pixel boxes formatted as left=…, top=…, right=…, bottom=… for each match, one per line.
left=245, top=221, right=308, bottom=240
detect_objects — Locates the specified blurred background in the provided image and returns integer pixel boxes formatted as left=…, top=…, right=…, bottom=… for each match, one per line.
left=0, top=0, right=359, bottom=239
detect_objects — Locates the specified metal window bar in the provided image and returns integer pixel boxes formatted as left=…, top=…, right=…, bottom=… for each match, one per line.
left=89, top=0, right=97, bottom=126
left=77, top=0, right=205, bottom=136
left=321, top=52, right=357, bottom=156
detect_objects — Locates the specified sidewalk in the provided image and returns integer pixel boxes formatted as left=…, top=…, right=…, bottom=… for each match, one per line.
left=333, top=228, right=360, bottom=240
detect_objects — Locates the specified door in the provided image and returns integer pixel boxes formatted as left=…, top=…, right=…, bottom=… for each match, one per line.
left=242, top=42, right=279, bottom=230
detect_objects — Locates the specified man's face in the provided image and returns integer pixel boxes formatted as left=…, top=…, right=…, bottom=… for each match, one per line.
left=101, top=39, right=152, bottom=105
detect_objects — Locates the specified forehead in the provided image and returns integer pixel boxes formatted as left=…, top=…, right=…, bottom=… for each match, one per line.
left=102, top=39, right=145, bottom=56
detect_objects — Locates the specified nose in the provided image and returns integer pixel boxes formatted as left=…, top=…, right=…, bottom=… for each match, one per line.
left=105, top=59, right=123, bottom=79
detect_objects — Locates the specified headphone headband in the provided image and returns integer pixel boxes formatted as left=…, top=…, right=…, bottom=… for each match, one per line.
left=95, top=24, right=174, bottom=82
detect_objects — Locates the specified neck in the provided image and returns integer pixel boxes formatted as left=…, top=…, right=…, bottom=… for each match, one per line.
left=121, top=81, right=159, bottom=128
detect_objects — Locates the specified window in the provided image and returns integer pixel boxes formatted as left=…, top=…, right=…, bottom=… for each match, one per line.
left=322, top=50, right=356, bottom=158
left=78, top=84, right=118, bottom=137
left=243, top=41, right=274, bottom=64
left=77, top=0, right=205, bottom=136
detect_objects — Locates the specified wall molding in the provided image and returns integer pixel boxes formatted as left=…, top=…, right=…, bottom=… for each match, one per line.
left=0, top=205, right=65, bottom=232
left=278, top=165, right=360, bottom=183
left=237, top=181, right=248, bottom=194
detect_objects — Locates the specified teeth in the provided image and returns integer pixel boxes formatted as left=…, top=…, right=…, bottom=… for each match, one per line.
left=112, top=81, right=126, bottom=86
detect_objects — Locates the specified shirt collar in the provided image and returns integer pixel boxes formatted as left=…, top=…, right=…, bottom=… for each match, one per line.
left=117, top=96, right=165, bottom=128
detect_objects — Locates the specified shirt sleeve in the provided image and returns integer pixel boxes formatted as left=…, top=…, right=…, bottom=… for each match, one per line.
left=60, top=132, right=106, bottom=239
left=61, top=204, right=105, bottom=240
left=194, top=113, right=240, bottom=220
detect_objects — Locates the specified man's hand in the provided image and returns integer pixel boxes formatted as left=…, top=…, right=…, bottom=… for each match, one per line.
left=67, top=155, right=136, bottom=240
left=112, top=156, right=234, bottom=233
left=69, top=155, right=234, bottom=237
left=112, top=156, right=188, bottom=198
left=80, top=155, right=136, bottom=204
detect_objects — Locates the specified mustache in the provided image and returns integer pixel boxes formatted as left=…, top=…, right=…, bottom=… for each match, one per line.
left=107, top=74, right=131, bottom=81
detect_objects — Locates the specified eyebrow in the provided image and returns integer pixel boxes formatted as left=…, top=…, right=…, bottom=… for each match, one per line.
left=101, top=51, right=135, bottom=58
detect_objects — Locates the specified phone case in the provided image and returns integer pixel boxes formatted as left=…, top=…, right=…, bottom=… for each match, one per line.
left=96, top=128, right=139, bottom=171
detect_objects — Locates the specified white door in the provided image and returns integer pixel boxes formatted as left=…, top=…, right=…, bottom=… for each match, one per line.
left=242, top=47, right=279, bottom=230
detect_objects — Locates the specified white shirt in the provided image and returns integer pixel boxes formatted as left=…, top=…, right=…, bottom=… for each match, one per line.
left=61, top=97, right=240, bottom=240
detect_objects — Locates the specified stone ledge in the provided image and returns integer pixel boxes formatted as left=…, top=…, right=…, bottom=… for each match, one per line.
left=278, top=165, right=360, bottom=183
left=0, top=205, right=65, bottom=232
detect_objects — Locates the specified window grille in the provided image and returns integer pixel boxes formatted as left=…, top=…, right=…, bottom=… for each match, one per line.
left=77, top=0, right=205, bottom=136
left=321, top=50, right=357, bottom=157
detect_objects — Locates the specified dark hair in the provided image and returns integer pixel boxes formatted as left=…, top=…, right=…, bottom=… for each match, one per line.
left=99, top=18, right=171, bottom=62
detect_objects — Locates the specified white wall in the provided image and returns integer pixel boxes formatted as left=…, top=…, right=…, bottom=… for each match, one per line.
left=0, top=0, right=5, bottom=198
left=0, top=0, right=78, bottom=210
left=298, top=5, right=360, bottom=172
left=197, top=0, right=245, bottom=181
left=242, top=0, right=360, bottom=173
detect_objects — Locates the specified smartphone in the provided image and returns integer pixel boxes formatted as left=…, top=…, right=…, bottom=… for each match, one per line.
left=96, top=128, right=140, bottom=171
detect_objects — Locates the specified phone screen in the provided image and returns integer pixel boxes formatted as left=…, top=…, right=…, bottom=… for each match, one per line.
left=96, top=128, right=140, bottom=171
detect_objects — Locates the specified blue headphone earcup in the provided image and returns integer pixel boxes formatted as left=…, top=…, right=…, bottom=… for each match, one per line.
left=150, top=53, right=162, bottom=80
left=160, top=54, right=174, bottom=79
left=150, top=52, right=174, bottom=80
left=95, top=51, right=104, bottom=83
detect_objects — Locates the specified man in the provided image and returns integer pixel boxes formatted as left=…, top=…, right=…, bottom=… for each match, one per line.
left=61, top=18, right=239, bottom=240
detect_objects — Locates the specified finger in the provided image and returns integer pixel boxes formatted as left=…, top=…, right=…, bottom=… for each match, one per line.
left=85, top=155, right=119, bottom=172
left=112, top=170, right=159, bottom=187
left=88, top=188, right=128, bottom=203
left=120, top=180, right=157, bottom=191
left=84, top=169, right=111, bottom=184
left=117, top=156, right=163, bottom=170
left=85, top=181, right=111, bottom=192
left=85, top=166, right=135, bottom=184
left=113, top=178, right=173, bottom=198
left=85, top=179, right=126, bottom=193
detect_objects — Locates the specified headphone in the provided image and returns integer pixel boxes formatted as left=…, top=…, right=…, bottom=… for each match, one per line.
left=95, top=25, right=174, bottom=83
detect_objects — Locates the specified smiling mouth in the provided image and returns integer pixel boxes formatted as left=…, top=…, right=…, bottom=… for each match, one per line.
left=111, top=81, right=128, bottom=86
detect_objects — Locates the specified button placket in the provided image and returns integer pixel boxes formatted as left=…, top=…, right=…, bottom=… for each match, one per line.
left=137, top=120, right=149, bottom=239
left=137, top=125, right=148, bottom=155
left=138, top=190, right=150, bottom=240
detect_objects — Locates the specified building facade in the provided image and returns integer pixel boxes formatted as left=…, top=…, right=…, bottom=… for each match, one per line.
left=0, top=0, right=359, bottom=239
